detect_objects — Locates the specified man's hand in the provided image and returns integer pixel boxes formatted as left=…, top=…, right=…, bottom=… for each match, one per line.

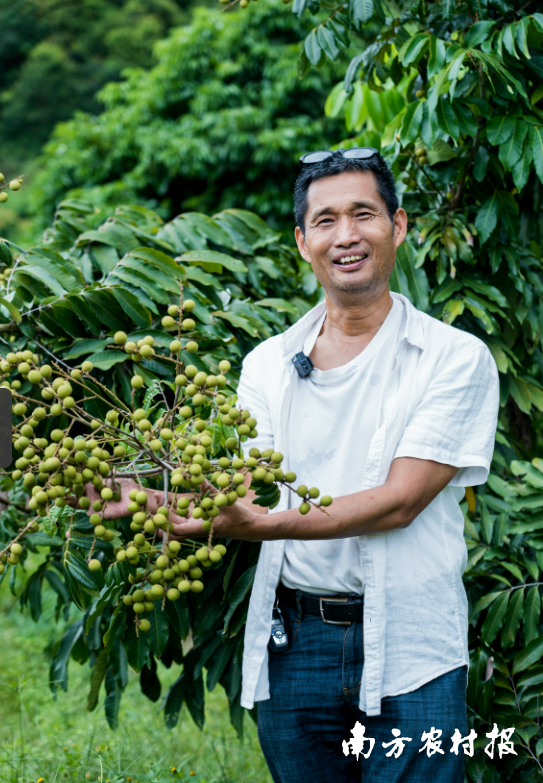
left=73, top=456, right=458, bottom=542
left=151, top=456, right=459, bottom=543
left=79, top=478, right=158, bottom=520
left=155, top=479, right=262, bottom=541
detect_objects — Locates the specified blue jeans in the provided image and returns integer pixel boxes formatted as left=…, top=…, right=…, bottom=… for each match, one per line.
left=257, top=600, right=468, bottom=783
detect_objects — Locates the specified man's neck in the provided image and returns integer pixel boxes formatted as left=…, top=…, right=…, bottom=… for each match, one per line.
left=309, top=287, right=393, bottom=371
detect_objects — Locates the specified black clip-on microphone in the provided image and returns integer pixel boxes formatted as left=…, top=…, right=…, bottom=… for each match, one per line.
left=292, top=351, right=314, bottom=378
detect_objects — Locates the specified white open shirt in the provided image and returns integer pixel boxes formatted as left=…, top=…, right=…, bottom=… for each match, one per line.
left=237, top=293, right=499, bottom=716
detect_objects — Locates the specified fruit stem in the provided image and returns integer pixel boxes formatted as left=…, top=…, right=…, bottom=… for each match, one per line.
left=0, top=515, right=38, bottom=559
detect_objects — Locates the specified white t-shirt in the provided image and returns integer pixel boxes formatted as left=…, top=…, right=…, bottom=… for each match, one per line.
left=281, top=296, right=405, bottom=596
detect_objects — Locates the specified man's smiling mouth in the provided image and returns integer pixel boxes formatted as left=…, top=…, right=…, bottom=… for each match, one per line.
left=333, top=254, right=368, bottom=267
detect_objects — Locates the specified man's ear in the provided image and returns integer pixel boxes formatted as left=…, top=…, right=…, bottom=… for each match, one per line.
left=295, top=226, right=312, bottom=265
left=392, top=208, right=408, bottom=250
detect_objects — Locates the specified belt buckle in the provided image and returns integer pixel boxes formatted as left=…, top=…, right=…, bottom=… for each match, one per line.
left=319, top=596, right=352, bottom=626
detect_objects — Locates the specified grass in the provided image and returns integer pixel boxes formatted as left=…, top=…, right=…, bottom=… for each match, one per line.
left=0, top=572, right=273, bottom=783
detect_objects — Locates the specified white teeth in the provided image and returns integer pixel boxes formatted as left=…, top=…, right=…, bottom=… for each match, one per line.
left=336, top=255, right=365, bottom=265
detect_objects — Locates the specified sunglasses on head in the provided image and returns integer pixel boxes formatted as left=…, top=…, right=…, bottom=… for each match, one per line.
left=299, top=147, right=379, bottom=165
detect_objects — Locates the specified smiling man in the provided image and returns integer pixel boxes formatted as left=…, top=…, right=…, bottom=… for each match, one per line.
left=199, top=148, right=499, bottom=783
left=98, top=149, right=500, bottom=783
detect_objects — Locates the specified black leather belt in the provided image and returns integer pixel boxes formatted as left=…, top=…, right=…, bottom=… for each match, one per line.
left=277, top=583, right=364, bottom=625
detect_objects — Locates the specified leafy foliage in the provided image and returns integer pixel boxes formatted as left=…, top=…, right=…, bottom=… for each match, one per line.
left=0, top=0, right=193, bottom=166
left=0, top=200, right=318, bottom=375
left=0, top=202, right=319, bottom=736
left=27, top=2, right=346, bottom=230
left=279, top=0, right=543, bottom=777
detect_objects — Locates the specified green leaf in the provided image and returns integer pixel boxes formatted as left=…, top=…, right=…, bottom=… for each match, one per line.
left=463, top=276, right=508, bottom=307
left=165, top=596, right=190, bottom=639
left=317, top=26, right=339, bottom=60
left=351, top=0, right=373, bottom=24
left=501, top=588, right=524, bottom=649
left=442, top=0, right=454, bottom=20
left=254, top=298, right=300, bottom=315
left=399, top=101, right=424, bottom=146
left=427, top=139, right=456, bottom=165
left=63, top=338, right=112, bottom=360
left=469, top=590, right=503, bottom=622
left=517, top=665, right=543, bottom=689
left=481, top=591, right=510, bottom=644
left=390, top=259, right=413, bottom=302
left=436, top=98, right=459, bottom=140
left=140, top=656, right=161, bottom=703
left=116, top=258, right=177, bottom=297
left=513, top=634, right=543, bottom=675
left=502, top=24, right=518, bottom=59
left=50, top=621, right=83, bottom=694
left=27, top=253, right=81, bottom=291
left=533, top=126, right=543, bottom=184
left=123, top=621, right=150, bottom=673
left=185, top=266, right=221, bottom=288
left=523, top=587, right=541, bottom=646
left=193, top=596, right=224, bottom=638
left=511, top=460, right=543, bottom=488
left=90, top=243, right=118, bottom=275
left=180, top=249, right=247, bottom=274
left=398, top=34, right=429, bottom=66
left=511, top=494, right=543, bottom=512
left=213, top=310, right=259, bottom=337
left=512, top=137, right=533, bottom=192
left=0, top=296, right=21, bottom=323
left=84, top=350, right=127, bottom=371
left=428, top=36, right=446, bottom=79
left=164, top=674, right=184, bottom=729
left=499, top=119, right=528, bottom=170
left=515, top=18, right=531, bottom=59
left=78, top=230, right=121, bottom=248
left=0, top=240, right=13, bottom=265
left=508, top=516, right=543, bottom=535
left=224, top=566, right=257, bottom=631
left=103, top=602, right=125, bottom=652
left=18, top=264, right=67, bottom=296
left=127, top=247, right=181, bottom=277
left=304, top=30, right=322, bottom=67
left=65, top=549, right=101, bottom=592
left=396, top=242, right=428, bottom=311
left=86, top=584, right=120, bottom=634
left=110, top=288, right=152, bottom=328
left=464, top=21, right=495, bottom=49
left=87, top=648, right=109, bottom=712
left=104, top=669, right=122, bottom=730
left=206, top=636, right=237, bottom=692
left=325, top=83, right=348, bottom=118
left=487, top=115, right=515, bottom=146
left=145, top=603, right=169, bottom=657
left=381, top=110, right=405, bottom=147
left=509, top=376, right=533, bottom=415
left=474, top=193, right=498, bottom=245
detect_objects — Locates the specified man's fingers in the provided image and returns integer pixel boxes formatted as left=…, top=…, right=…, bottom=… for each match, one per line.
left=201, top=479, right=217, bottom=497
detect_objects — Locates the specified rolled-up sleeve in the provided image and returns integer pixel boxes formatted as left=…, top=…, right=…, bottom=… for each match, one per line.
left=393, top=344, right=499, bottom=486
left=236, top=349, right=275, bottom=457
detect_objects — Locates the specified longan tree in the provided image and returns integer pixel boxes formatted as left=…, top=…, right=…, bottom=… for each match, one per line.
left=0, top=201, right=326, bottom=733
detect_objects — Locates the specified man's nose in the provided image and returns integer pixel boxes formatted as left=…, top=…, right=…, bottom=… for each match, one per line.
left=333, top=216, right=363, bottom=247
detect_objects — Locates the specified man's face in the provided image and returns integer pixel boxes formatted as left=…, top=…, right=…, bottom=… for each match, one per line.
left=294, top=170, right=407, bottom=299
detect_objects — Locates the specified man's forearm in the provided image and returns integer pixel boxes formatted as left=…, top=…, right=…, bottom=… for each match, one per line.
left=238, top=457, right=459, bottom=542
left=249, top=481, right=411, bottom=541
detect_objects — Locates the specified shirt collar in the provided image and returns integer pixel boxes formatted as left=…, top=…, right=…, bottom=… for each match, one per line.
left=279, top=292, right=425, bottom=364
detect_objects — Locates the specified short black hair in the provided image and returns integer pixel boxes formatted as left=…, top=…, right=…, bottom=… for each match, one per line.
left=293, top=151, right=399, bottom=233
